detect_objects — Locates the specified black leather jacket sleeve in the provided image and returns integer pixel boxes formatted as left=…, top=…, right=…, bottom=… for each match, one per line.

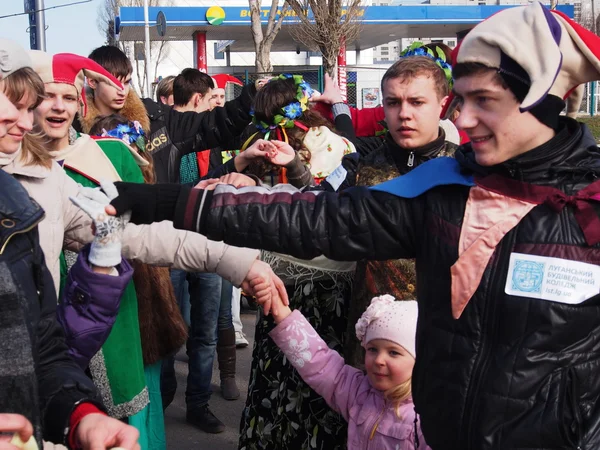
left=173, top=184, right=420, bottom=262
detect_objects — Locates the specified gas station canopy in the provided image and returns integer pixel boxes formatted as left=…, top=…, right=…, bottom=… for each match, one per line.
left=117, top=4, right=574, bottom=52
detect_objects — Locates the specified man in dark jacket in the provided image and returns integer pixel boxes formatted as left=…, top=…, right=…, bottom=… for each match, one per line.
left=142, top=77, right=256, bottom=183
left=107, top=4, right=600, bottom=449
left=317, top=53, right=458, bottom=367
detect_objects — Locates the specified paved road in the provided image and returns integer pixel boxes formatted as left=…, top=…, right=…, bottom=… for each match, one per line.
left=164, top=310, right=257, bottom=449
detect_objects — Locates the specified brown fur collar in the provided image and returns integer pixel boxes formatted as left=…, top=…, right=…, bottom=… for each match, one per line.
left=79, top=89, right=151, bottom=135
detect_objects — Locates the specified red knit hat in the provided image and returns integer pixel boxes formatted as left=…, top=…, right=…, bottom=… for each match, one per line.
left=211, top=74, right=243, bottom=90
left=29, top=51, right=124, bottom=116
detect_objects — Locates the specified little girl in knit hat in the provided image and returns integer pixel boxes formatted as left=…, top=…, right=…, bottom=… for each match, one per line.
left=268, top=294, right=430, bottom=449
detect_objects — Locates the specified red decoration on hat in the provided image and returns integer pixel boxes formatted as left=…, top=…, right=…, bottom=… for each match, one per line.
left=51, top=53, right=124, bottom=116
left=211, top=74, right=243, bottom=90
left=550, top=10, right=600, bottom=61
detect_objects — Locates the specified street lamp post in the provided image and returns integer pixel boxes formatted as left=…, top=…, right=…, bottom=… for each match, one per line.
left=35, top=0, right=46, bottom=51
left=143, top=0, right=151, bottom=97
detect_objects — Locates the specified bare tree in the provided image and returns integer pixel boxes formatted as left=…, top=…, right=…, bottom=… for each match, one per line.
left=97, top=0, right=126, bottom=49
left=97, top=0, right=171, bottom=96
left=579, top=0, right=599, bottom=33
left=249, top=0, right=289, bottom=74
left=285, top=0, right=364, bottom=78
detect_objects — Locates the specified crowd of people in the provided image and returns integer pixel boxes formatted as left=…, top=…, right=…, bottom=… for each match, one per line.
left=2, top=2, right=600, bottom=449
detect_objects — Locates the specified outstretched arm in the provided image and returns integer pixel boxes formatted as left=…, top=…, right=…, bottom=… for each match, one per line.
left=269, top=309, right=367, bottom=420
left=169, top=83, right=256, bottom=152
left=108, top=181, right=420, bottom=262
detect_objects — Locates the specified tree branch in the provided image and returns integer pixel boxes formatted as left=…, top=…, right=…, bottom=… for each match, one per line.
left=285, top=0, right=365, bottom=76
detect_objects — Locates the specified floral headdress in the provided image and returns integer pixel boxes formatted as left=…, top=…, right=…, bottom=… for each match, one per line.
left=400, top=41, right=453, bottom=89
left=101, top=121, right=146, bottom=153
left=249, top=73, right=313, bottom=142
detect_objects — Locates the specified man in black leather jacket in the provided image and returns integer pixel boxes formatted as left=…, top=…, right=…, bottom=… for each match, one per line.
left=107, top=4, right=600, bottom=449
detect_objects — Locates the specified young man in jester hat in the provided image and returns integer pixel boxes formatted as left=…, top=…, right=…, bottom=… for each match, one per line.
left=29, top=50, right=288, bottom=448
left=91, top=3, right=600, bottom=449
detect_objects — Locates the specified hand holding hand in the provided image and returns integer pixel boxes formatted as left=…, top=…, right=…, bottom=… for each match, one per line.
left=103, top=182, right=181, bottom=225
left=264, top=140, right=296, bottom=166
left=218, top=173, right=257, bottom=188
left=234, top=139, right=274, bottom=171
left=241, top=260, right=288, bottom=316
left=195, top=178, right=222, bottom=190
left=75, top=413, right=140, bottom=450
left=309, top=74, right=344, bottom=105
left=70, top=181, right=130, bottom=267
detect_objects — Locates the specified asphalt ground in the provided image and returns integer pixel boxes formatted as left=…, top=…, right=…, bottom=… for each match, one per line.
left=164, top=309, right=257, bottom=449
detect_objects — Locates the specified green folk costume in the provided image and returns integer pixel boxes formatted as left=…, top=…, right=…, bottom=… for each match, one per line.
left=57, top=135, right=157, bottom=450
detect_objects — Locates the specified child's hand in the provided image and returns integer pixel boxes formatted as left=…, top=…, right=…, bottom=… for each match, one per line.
left=272, top=305, right=292, bottom=324
left=265, top=140, right=296, bottom=166
left=241, top=261, right=289, bottom=316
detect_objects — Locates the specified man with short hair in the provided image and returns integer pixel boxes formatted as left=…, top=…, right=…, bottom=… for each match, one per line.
left=80, top=45, right=257, bottom=184
left=156, top=75, right=175, bottom=106
left=165, top=67, right=241, bottom=433
left=109, top=3, right=600, bottom=448
left=86, top=45, right=133, bottom=115
left=317, top=52, right=456, bottom=366
left=173, top=68, right=214, bottom=113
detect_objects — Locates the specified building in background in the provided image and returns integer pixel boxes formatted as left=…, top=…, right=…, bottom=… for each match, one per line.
left=120, top=0, right=581, bottom=108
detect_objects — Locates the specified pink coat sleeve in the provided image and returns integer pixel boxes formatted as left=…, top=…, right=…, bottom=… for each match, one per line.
left=269, top=310, right=369, bottom=421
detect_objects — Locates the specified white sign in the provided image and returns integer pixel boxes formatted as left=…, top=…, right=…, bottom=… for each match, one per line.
left=324, top=165, right=347, bottom=191
left=505, top=252, right=600, bottom=305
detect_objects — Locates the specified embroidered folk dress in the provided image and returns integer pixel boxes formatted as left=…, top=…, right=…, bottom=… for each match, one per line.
left=238, top=127, right=356, bottom=450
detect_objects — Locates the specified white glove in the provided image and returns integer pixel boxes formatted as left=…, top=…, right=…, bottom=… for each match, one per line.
left=69, top=180, right=131, bottom=267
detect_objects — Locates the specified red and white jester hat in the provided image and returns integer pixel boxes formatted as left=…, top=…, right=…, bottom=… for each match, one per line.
left=211, top=74, right=243, bottom=90
left=443, top=2, right=600, bottom=118
left=29, top=51, right=124, bottom=116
